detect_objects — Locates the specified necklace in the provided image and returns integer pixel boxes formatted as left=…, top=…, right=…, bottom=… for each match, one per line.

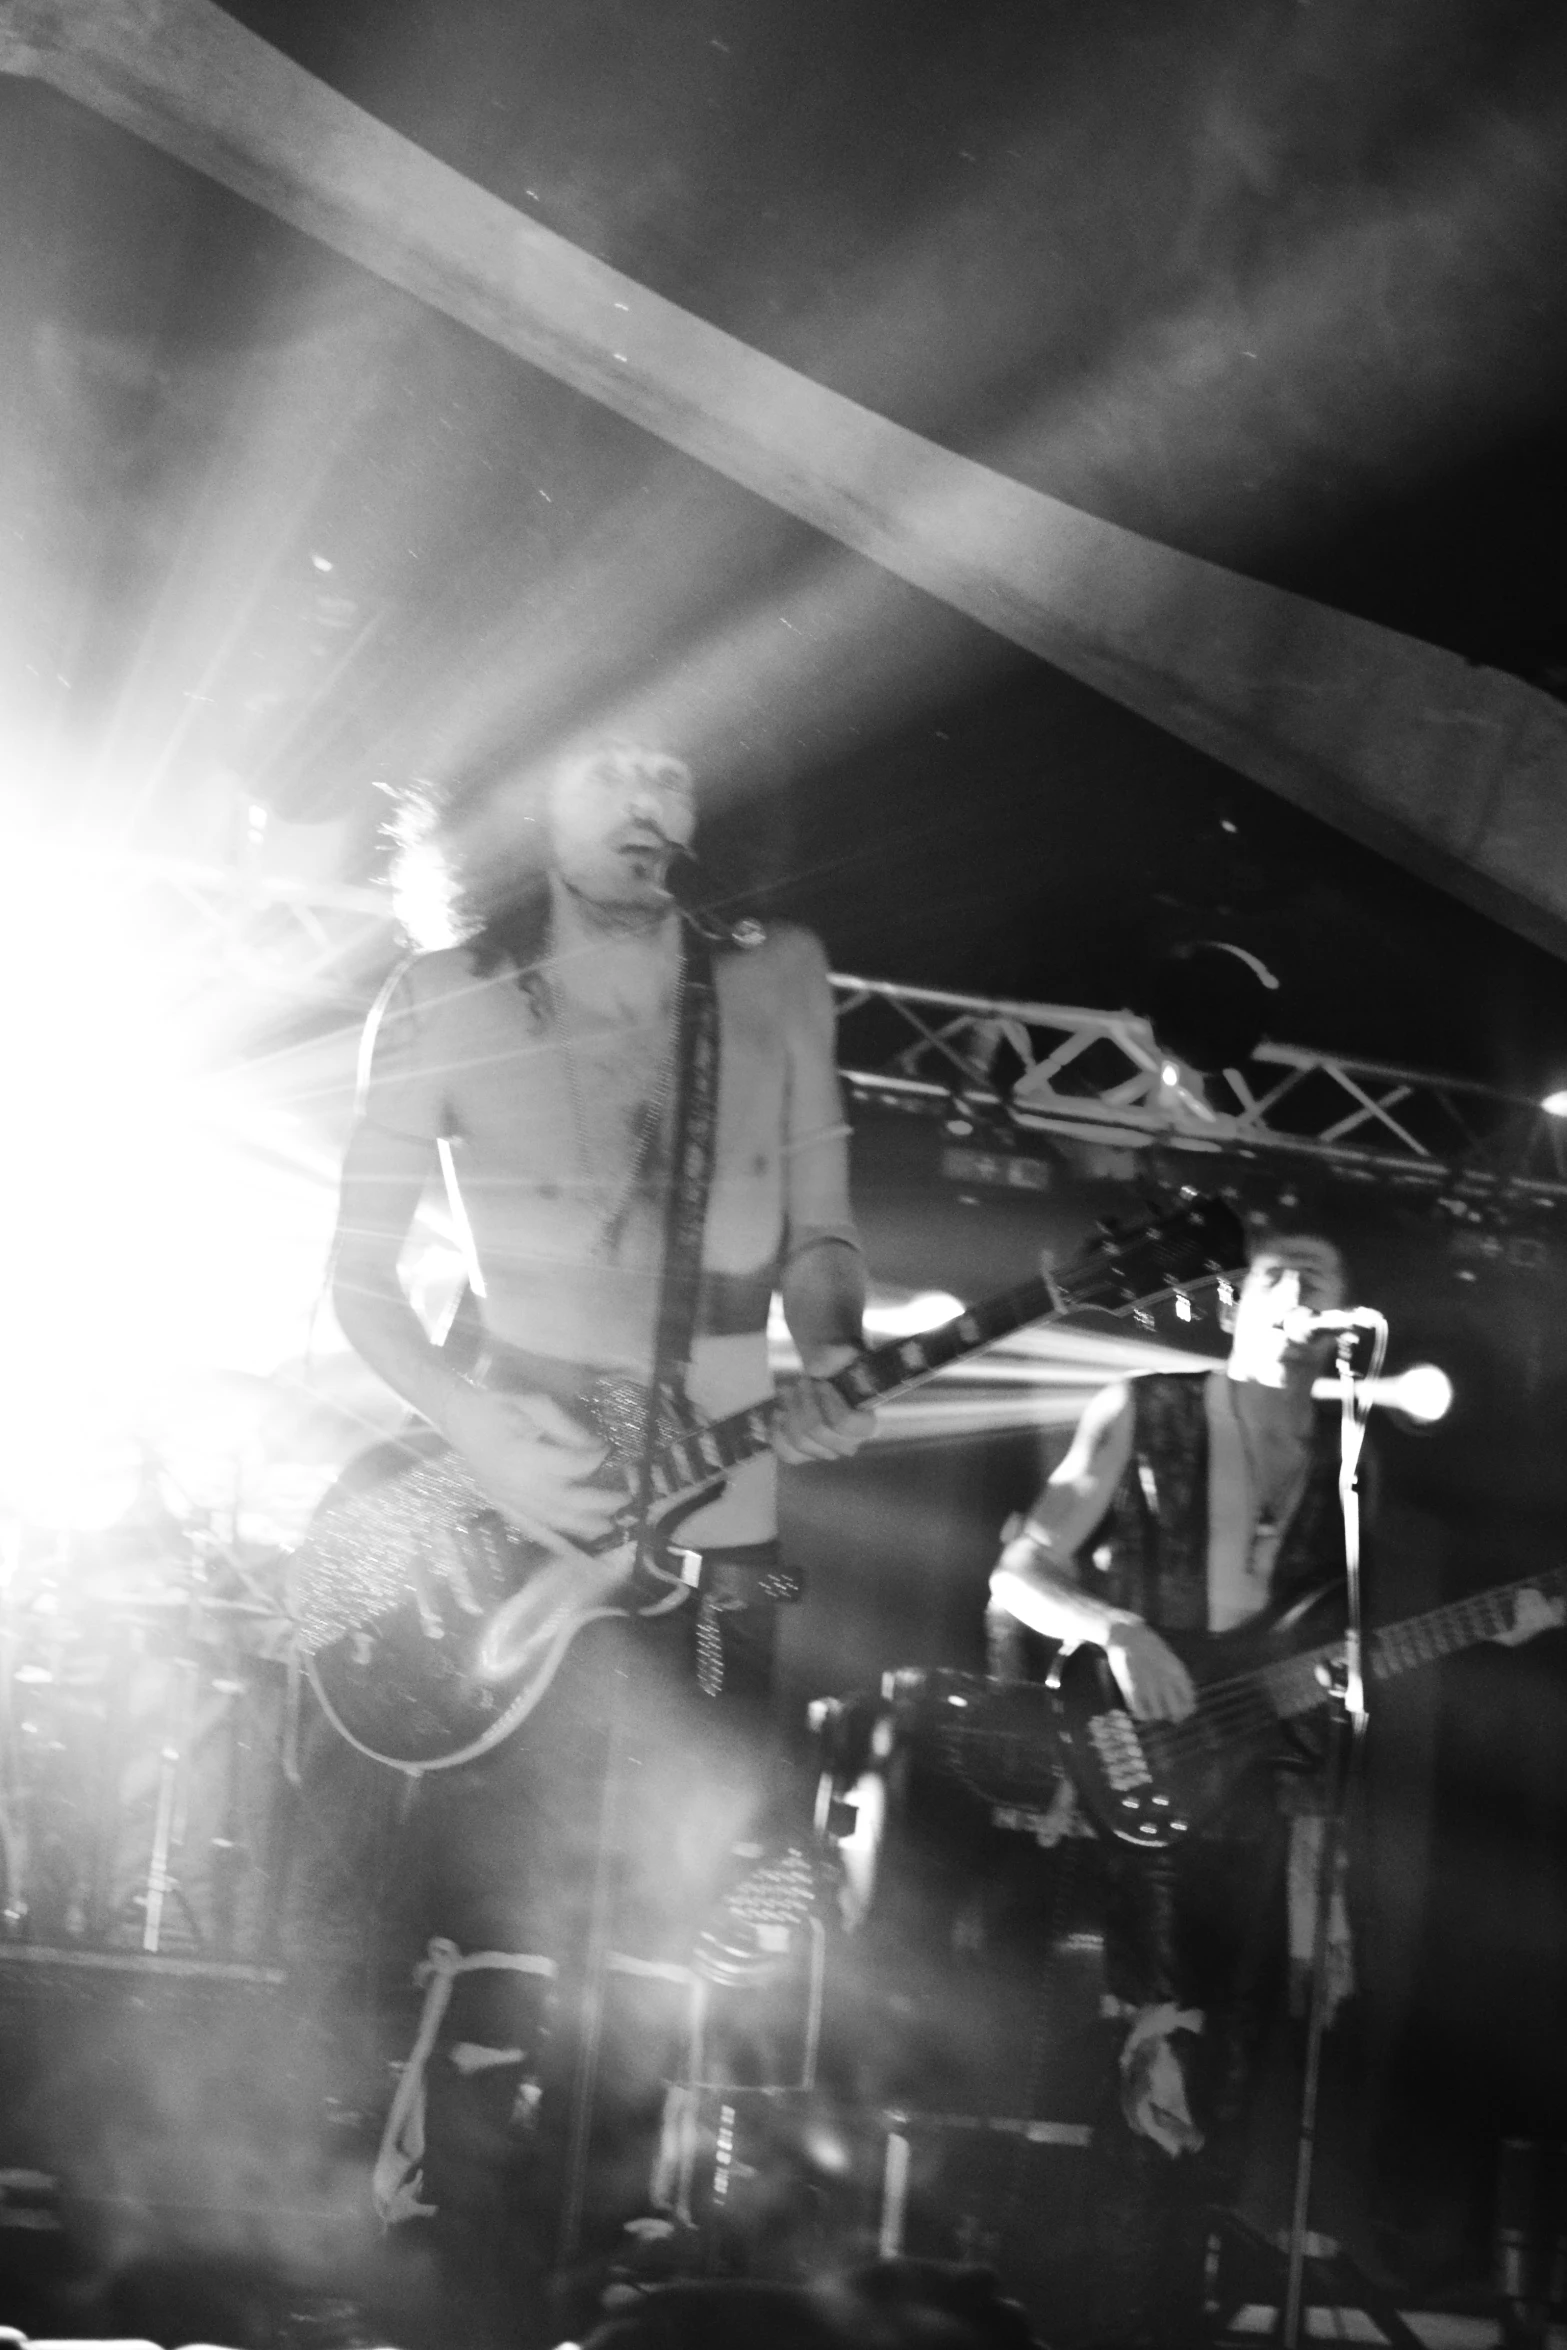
left=1229, top=1388, right=1309, bottom=1552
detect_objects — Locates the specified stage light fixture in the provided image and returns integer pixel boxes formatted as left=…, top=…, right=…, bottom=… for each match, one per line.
left=1146, top=940, right=1279, bottom=1075
left=1541, top=1087, right=1567, bottom=1117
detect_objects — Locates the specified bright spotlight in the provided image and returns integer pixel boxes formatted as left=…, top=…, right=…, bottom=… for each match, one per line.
left=863, top=1290, right=967, bottom=1337
left=801, top=2121, right=855, bottom=2177
left=0, top=811, right=340, bottom=1453
left=0, top=1406, right=142, bottom=1531
left=1313, top=1360, right=1453, bottom=1428
left=1376, top=1362, right=1455, bottom=1426
left=1542, top=1088, right=1567, bottom=1117
left=770, top=1288, right=966, bottom=1344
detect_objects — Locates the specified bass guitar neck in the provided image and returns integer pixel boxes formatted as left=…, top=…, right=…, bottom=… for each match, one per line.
left=1047, top=1565, right=1566, bottom=1847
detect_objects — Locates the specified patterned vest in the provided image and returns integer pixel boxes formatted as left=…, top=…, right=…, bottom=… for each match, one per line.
left=1085, top=1372, right=1347, bottom=1633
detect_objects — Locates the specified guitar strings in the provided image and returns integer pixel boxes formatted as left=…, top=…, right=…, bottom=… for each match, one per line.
left=1117, top=1569, right=1560, bottom=1765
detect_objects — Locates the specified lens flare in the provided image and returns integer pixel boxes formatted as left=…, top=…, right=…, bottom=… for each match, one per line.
left=0, top=809, right=344, bottom=1517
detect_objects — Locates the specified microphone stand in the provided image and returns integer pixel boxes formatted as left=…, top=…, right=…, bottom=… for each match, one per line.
left=1276, top=1314, right=1424, bottom=2350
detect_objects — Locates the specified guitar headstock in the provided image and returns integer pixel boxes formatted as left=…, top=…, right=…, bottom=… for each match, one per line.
left=1047, top=1193, right=1245, bottom=1324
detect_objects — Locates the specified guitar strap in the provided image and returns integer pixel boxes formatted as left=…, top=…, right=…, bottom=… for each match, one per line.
left=550, top=923, right=722, bottom=2269
left=630, top=920, right=719, bottom=1560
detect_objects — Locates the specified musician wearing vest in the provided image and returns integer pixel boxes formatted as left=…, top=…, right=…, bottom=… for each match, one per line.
left=988, top=1228, right=1560, bottom=2346
left=323, top=735, right=873, bottom=2344
left=985, top=1230, right=1355, bottom=2347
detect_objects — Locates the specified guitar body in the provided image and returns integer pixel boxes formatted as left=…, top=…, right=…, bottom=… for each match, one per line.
left=1045, top=1584, right=1345, bottom=1847
left=286, top=1196, right=1244, bottom=1771
left=861, top=1564, right=1560, bottom=1852
left=287, top=1426, right=721, bottom=1772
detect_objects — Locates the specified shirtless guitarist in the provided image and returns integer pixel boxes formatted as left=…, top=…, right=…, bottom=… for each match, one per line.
left=326, top=732, right=873, bottom=2345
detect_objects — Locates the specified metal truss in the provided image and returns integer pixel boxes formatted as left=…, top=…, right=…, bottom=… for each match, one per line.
left=830, top=974, right=1567, bottom=1214
left=123, top=859, right=1567, bottom=1213
left=132, top=854, right=392, bottom=1002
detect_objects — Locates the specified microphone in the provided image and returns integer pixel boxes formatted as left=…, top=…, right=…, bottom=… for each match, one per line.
left=668, top=844, right=767, bottom=948
left=1280, top=1305, right=1382, bottom=1342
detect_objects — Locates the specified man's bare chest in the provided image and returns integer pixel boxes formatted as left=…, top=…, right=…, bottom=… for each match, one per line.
left=444, top=983, right=786, bottom=1180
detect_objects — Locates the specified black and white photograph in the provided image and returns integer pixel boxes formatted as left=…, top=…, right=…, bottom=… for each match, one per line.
left=0, top=5, right=1564, bottom=2347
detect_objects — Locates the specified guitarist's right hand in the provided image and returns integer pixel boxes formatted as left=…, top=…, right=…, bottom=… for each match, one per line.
left=1104, top=1618, right=1197, bottom=1722
left=442, top=1383, right=622, bottom=1548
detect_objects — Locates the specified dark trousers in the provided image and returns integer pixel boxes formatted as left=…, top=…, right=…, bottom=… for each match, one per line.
left=1085, top=1795, right=1291, bottom=2345
left=285, top=1600, right=790, bottom=2346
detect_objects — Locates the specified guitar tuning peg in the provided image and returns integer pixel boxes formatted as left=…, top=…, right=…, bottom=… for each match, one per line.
left=1174, top=1292, right=1192, bottom=1322
left=1133, top=1306, right=1155, bottom=1331
left=1217, top=1278, right=1236, bottom=1309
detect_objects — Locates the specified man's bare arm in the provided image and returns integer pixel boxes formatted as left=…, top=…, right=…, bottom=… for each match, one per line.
left=989, top=1382, right=1135, bottom=1642
left=331, top=1118, right=615, bottom=1544
left=331, top=1117, right=471, bottom=1431
left=988, top=1381, right=1197, bottom=1721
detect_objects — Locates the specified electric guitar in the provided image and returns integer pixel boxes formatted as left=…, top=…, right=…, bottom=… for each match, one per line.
left=288, top=1194, right=1242, bottom=1771
left=1041, top=1565, right=1567, bottom=1846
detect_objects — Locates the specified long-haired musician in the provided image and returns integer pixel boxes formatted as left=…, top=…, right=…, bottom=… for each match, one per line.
left=320, top=730, right=873, bottom=2345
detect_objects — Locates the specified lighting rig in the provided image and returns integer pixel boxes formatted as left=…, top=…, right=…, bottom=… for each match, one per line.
left=91, top=856, right=1567, bottom=1228
left=828, top=970, right=1567, bottom=1231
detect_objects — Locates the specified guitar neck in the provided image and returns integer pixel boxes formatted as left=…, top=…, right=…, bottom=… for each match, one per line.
left=1263, top=1565, right=1567, bottom=1718
left=641, top=1272, right=1059, bottom=1506
left=640, top=1195, right=1242, bottom=1512
left=832, top=1272, right=1063, bottom=1404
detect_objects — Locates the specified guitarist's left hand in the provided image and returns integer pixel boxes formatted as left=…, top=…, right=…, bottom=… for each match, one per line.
left=1491, top=1585, right=1567, bottom=1647
left=775, top=1346, right=876, bottom=1463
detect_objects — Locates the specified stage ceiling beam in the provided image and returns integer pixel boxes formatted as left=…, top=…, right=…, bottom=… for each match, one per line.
left=5, top=0, right=1567, bottom=956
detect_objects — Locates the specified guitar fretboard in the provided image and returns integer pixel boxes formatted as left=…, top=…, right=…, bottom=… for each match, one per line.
left=1260, top=1566, right=1567, bottom=1719
left=643, top=1199, right=1241, bottom=1509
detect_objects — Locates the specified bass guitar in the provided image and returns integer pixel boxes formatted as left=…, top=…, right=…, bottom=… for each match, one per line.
left=288, top=1193, right=1242, bottom=1771
left=1045, top=1565, right=1567, bottom=1847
